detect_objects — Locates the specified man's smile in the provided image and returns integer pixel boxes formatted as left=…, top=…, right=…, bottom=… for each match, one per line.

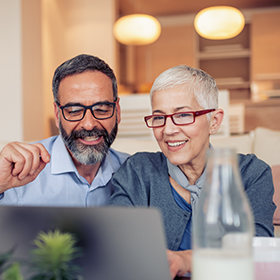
left=78, top=135, right=103, bottom=145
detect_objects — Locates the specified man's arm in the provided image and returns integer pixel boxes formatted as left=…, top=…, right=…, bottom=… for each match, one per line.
left=0, top=142, right=50, bottom=193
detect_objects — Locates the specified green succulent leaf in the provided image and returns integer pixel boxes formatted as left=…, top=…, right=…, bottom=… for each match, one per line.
left=30, top=230, right=82, bottom=280
left=1, top=230, right=83, bottom=280
left=2, top=262, right=23, bottom=280
left=0, top=248, right=14, bottom=268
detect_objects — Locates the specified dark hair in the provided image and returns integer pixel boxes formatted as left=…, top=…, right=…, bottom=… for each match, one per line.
left=52, top=54, right=118, bottom=103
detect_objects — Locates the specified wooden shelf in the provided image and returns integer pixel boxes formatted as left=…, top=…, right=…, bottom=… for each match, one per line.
left=218, top=83, right=250, bottom=88
left=255, top=73, right=280, bottom=81
left=198, top=24, right=251, bottom=98
left=216, top=78, right=250, bottom=90
left=231, top=98, right=280, bottom=132
left=198, top=49, right=250, bottom=60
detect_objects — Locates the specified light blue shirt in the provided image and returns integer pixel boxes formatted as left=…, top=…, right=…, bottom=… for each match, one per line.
left=0, top=135, right=129, bottom=207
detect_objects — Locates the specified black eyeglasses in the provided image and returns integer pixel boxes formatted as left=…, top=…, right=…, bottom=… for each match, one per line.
left=57, top=101, right=117, bottom=122
left=144, top=109, right=216, bottom=128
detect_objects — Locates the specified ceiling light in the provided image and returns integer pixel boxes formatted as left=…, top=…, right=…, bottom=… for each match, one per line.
left=194, top=6, right=245, bottom=40
left=113, top=14, right=161, bottom=45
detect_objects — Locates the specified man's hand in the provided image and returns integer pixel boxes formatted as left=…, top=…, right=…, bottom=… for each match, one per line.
left=0, top=142, right=50, bottom=193
left=166, top=249, right=192, bottom=279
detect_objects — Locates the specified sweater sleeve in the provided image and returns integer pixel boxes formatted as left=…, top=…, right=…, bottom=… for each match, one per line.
left=108, top=153, right=154, bottom=207
left=109, top=152, right=190, bottom=250
left=239, top=154, right=276, bottom=237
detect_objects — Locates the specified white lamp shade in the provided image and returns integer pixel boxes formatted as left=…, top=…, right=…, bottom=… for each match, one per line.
left=194, top=6, right=245, bottom=40
left=113, top=14, right=161, bottom=45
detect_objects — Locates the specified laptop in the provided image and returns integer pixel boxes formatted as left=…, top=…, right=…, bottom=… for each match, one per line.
left=0, top=206, right=171, bottom=280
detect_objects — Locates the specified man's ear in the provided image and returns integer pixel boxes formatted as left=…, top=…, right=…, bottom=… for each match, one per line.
left=53, top=102, right=60, bottom=129
left=209, top=109, right=224, bottom=135
left=116, top=98, right=121, bottom=124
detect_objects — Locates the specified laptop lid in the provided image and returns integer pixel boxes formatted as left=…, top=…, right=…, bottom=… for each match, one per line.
left=0, top=206, right=171, bottom=280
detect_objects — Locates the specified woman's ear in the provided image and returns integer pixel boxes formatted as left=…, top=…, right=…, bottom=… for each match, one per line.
left=209, top=109, right=224, bottom=135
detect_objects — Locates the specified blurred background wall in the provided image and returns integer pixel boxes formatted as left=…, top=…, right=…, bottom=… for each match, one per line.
left=0, top=0, right=115, bottom=142
left=0, top=0, right=279, bottom=142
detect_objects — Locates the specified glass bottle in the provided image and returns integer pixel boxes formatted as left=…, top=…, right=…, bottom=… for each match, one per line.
left=192, top=148, right=254, bottom=280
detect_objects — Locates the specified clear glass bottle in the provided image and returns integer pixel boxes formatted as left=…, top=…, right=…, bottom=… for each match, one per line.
left=192, top=148, right=254, bottom=280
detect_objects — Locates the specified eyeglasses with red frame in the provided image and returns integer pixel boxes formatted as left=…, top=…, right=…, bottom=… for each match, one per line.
left=144, top=109, right=215, bottom=128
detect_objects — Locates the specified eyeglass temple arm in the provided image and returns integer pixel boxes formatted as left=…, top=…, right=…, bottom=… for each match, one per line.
left=195, top=109, right=215, bottom=116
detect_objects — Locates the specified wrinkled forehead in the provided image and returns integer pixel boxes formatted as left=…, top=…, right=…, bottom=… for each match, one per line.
left=56, top=73, right=115, bottom=109
left=151, top=85, right=201, bottom=112
left=151, top=83, right=196, bottom=101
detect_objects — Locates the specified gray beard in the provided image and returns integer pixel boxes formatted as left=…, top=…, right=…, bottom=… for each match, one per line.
left=59, top=120, right=118, bottom=166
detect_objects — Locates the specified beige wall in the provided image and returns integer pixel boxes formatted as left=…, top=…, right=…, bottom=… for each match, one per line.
left=251, top=10, right=280, bottom=79
left=42, top=0, right=116, bottom=137
left=0, top=0, right=43, bottom=142
left=22, top=0, right=44, bottom=142
left=0, top=0, right=23, bottom=142
left=1, top=2, right=279, bottom=143
left=0, top=0, right=116, bottom=142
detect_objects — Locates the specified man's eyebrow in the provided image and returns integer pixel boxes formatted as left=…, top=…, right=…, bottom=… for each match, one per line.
left=62, top=102, right=82, bottom=106
left=62, top=100, right=113, bottom=107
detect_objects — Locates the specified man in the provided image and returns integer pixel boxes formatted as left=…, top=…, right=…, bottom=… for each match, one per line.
left=0, top=54, right=129, bottom=206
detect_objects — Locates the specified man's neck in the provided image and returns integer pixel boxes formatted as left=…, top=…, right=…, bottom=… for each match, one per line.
left=65, top=145, right=104, bottom=184
left=74, top=159, right=102, bottom=185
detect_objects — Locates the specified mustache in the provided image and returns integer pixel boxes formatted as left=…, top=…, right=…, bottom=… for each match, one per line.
left=72, top=128, right=105, bottom=139
left=67, top=126, right=116, bottom=149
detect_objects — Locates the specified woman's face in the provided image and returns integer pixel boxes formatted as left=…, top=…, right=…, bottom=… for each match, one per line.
left=151, top=85, right=213, bottom=171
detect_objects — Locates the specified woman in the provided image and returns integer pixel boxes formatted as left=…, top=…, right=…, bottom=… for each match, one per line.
left=109, top=65, right=275, bottom=278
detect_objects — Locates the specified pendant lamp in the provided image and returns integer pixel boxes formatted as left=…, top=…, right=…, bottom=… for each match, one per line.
left=194, top=6, right=245, bottom=40
left=113, top=14, right=161, bottom=45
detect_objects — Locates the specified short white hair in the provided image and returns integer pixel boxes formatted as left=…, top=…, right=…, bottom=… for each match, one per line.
left=150, top=65, right=219, bottom=111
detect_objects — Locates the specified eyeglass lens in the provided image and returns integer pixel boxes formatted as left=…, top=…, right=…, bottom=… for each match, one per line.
left=62, top=103, right=115, bottom=121
left=148, top=112, right=194, bottom=127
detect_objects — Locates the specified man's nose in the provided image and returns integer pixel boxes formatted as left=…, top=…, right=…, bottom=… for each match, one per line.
left=79, top=108, right=99, bottom=130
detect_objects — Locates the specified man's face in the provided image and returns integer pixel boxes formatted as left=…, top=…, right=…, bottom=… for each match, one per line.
left=54, top=70, right=120, bottom=165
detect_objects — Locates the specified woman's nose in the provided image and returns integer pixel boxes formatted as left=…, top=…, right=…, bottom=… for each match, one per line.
left=163, top=116, right=179, bottom=135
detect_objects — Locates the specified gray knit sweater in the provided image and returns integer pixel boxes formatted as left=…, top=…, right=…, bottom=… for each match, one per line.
left=109, top=151, right=276, bottom=250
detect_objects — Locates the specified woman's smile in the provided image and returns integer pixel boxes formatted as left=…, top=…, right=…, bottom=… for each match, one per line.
left=166, top=140, right=188, bottom=147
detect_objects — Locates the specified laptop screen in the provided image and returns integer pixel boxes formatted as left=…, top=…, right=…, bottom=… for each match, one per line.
left=0, top=206, right=171, bottom=280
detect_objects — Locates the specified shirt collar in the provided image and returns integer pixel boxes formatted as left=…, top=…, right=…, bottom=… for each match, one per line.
left=91, top=151, right=115, bottom=188
left=51, top=135, right=77, bottom=175
left=50, top=135, right=117, bottom=188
